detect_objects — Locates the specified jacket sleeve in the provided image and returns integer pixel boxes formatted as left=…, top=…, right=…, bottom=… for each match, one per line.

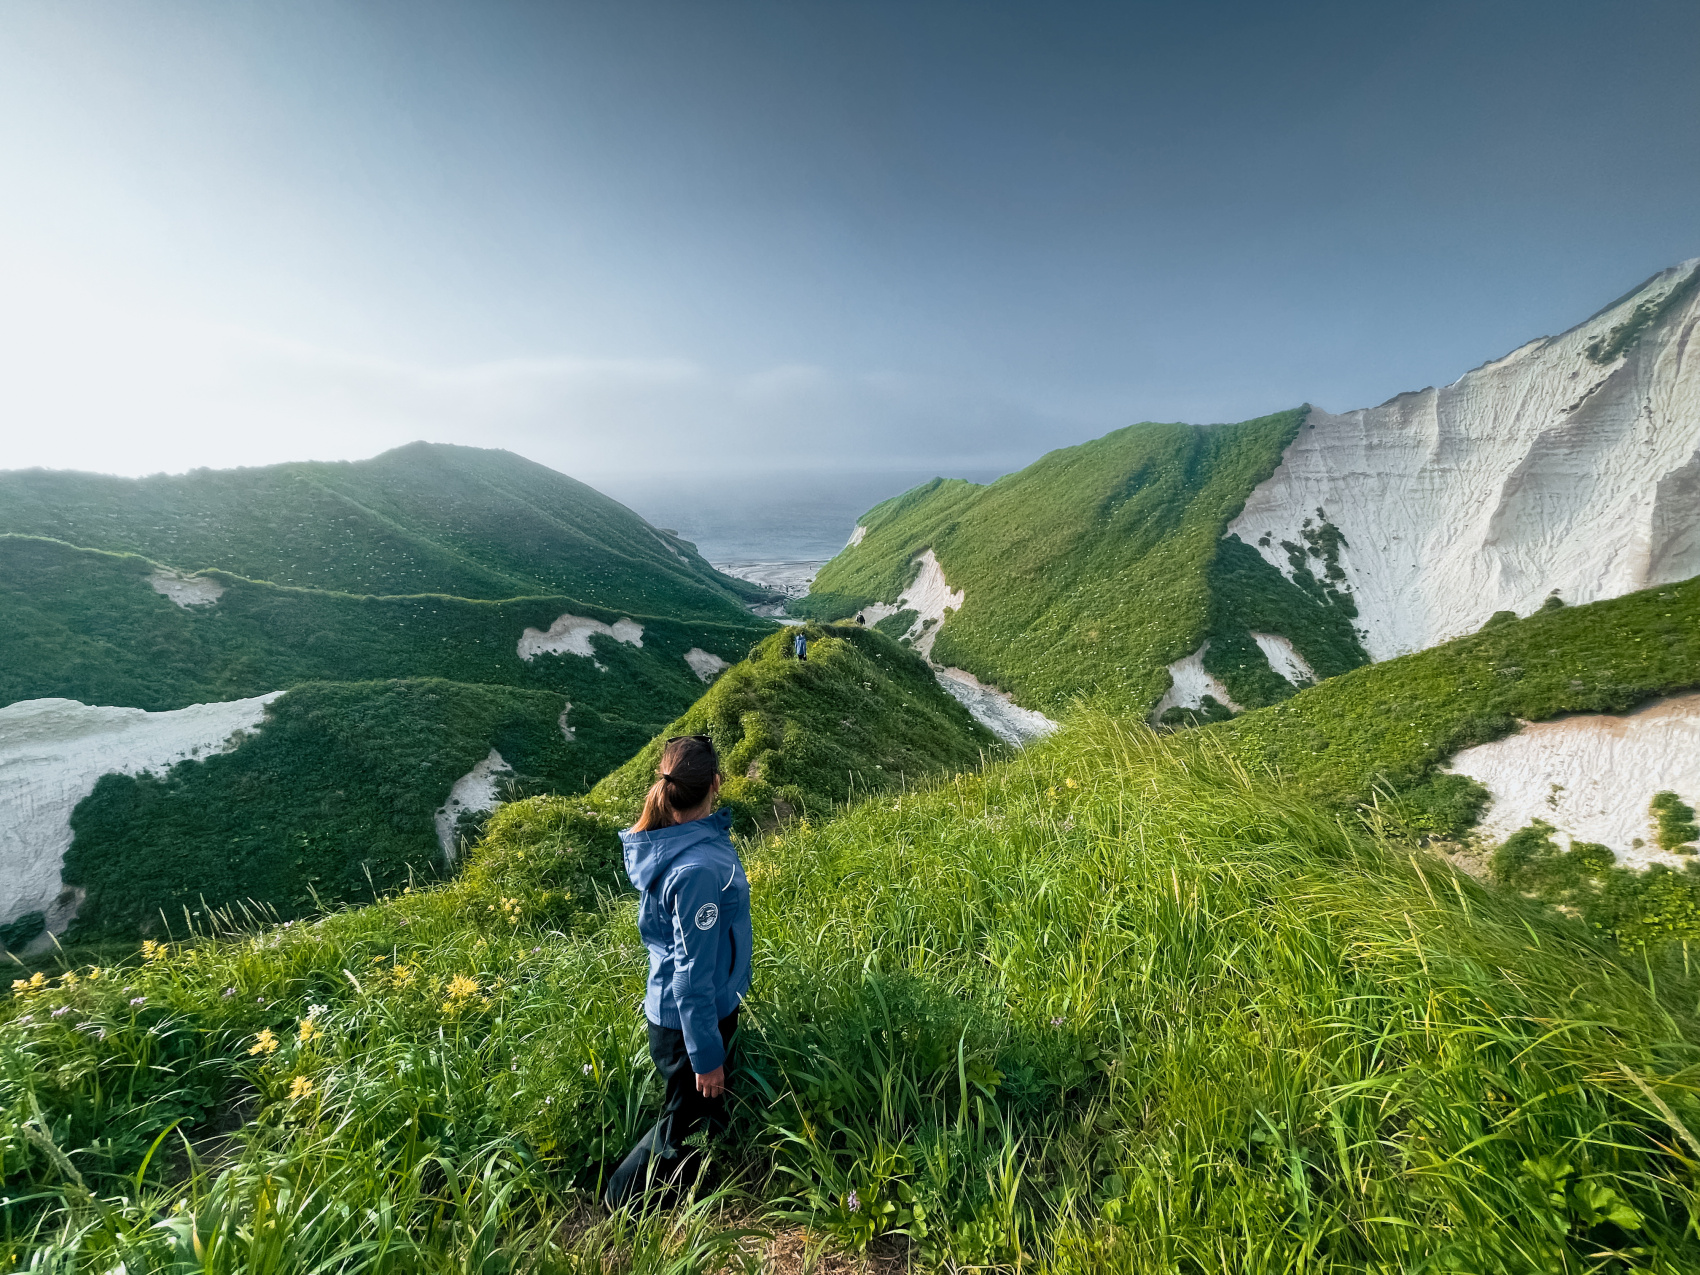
left=666, top=864, right=728, bottom=1074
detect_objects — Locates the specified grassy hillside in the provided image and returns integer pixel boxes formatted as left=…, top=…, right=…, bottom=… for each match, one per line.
left=1200, top=575, right=1700, bottom=831
left=591, top=623, right=998, bottom=829
left=0, top=442, right=768, bottom=620
left=1, top=536, right=767, bottom=742
left=62, top=679, right=579, bottom=941
left=794, top=409, right=1368, bottom=715
left=10, top=717, right=1700, bottom=1271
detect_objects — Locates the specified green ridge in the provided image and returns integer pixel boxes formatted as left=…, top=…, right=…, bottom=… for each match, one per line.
left=590, top=623, right=998, bottom=830
left=10, top=716, right=1700, bottom=1269
left=1200, top=574, right=1700, bottom=831
left=62, top=679, right=580, bottom=940
left=0, top=442, right=768, bottom=620
left=794, top=408, right=1367, bottom=714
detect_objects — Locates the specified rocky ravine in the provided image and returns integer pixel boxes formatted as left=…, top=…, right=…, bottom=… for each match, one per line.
left=1229, top=258, right=1700, bottom=659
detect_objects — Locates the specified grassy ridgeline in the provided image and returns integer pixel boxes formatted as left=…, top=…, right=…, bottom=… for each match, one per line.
left=0, top=442, right=768, bottom=619
left=61, top=679, right=585, bottom=941
left=0, top=535, right=768, bottom=715
left=9, top=716, right=1700, bottom=1270
left=792, top=409, right=1369, bottom=715
left=590, top=623, right=998, bottom=829
left=1202, top=574, right=1700, bottom=831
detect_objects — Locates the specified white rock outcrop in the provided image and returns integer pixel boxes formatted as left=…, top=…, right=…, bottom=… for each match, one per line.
left=148, top=569, right=225, bottom=607
left=1227, top=259, right=1700, bottom=660
left=684, top=648, right=730, bottom=682
left=848, top=525, right=867, bottom=547
left=434, top=749, right=513, bottom=861
left=1448, top=693, right=1700, bottom=869
left=1150, top=643, right=1244, bottom=721
left=517, top=614, right=644, bottom=662
left=0, top=693, right=281, bottom=941
left=1251, top=633, right=1317, bottom=687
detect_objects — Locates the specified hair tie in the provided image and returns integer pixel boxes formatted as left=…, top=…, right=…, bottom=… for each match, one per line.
left=660, top=770, right=674, bottom=781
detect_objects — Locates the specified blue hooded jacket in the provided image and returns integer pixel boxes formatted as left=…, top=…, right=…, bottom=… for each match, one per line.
left=619, top=808, right=752, bottom=1074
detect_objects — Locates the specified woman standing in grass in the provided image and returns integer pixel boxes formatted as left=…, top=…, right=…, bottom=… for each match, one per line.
left=604, top=734, right=753, bottom=1208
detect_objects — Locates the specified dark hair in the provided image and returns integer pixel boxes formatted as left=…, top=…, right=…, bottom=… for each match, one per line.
left=631, top=734, right=720, bottom=831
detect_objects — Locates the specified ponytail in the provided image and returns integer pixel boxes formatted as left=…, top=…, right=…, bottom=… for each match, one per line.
left=632, top=734, right=720, bottom=831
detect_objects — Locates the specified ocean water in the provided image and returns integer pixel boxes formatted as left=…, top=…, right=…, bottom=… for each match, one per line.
left=591, top=467, right=1005, bottom=563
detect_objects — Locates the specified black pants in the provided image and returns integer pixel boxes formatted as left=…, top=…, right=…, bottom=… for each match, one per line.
left=603, top=1010, right=738, bottom=1209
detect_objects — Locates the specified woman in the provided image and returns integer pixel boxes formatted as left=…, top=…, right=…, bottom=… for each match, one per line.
left=603, top=734, right=753, bottom=1208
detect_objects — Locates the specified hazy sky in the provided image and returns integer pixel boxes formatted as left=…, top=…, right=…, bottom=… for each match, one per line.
left=2, top=0, right=1697, bottom=481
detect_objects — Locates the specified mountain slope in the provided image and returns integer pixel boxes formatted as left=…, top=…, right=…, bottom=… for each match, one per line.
left=1229, top=257, right=1700, bottom=658
left=795, top=408, right=1367, bottom=715
left=0, top=535, right=772, bottom=945
left=590, top=623, right=997, bottom=829
left=0, top=442, right=768, bottom=620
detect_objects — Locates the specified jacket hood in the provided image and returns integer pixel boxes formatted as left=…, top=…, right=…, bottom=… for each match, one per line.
left=620, top=808, right=735, bottom=892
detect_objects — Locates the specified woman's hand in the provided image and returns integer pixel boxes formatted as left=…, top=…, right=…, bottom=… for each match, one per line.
left=695, top=1066, right=726, bottom=1098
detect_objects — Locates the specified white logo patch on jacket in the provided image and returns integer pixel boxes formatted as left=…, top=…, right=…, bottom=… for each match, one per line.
left=694, top=902, right=719, bottom=930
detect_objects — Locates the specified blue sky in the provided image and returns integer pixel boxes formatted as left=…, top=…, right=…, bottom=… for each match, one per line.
left=2, top=0, right=1697, bottom=480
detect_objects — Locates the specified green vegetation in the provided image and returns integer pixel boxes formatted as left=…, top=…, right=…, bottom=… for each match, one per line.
left=2, top=535, right=773, bottom=941
left=1652, top=791, right=1700, bottom=854
left=0, top=442, right=768, bottom=619
left=3, top=534, right=766, bottom=762
left=796, top=409, right=1367, bottom=715
left=1585, top=264, right=1700, bottom=365
left=1200, top=575, right=1700, bottom=833
left=591, top=624, right=997, bottom=831
left=62, top=679, right=585, bottom=941
left=1491, top=821, right=1700, bottom=949
left=12, top=715, right=1700, bottom=1271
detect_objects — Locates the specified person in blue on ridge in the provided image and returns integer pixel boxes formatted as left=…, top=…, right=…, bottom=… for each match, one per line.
left=792, top=629, right=808, bottom=661
left=604, top=733, right=752, bottom=1208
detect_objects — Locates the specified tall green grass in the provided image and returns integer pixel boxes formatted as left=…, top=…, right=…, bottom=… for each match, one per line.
left=794, top=408, right=1368, bottom=714
left=8, top=713, right=1700, bottom=1271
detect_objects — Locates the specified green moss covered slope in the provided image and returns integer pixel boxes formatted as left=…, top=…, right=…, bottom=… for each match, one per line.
left=1201, top=575, right=1700, bottom=831
left=794, top=408, right=1367, bottom=714
left=61, top=679, right=583, bottom=940
left=0, top=442, right=767, bottom=619
left=591, top=623, right=998, bottom=828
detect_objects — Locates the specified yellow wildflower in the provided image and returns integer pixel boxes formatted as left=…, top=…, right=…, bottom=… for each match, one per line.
left=391, top=964, right=415, bottom=986
left=446, top=974, right=479, bottom=1000
left=298, top=1017, right=320, bottom=1045
left=249, top=1028, right=280, bottom=1056
left=13, top=972, right=48, bottom=994
left=59, top=971, right=79, bottom=990
left=287, top=1075, right=314, bottom=1101
left=140, top=939, right=166, bottom=962
left=1046, top=786, right=1058, bottom=799
left=1065, top=777, right=1078, bottom=789
left=87, top=967, right=104, bottom=981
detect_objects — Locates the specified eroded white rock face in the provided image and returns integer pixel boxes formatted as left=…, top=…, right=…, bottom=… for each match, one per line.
left=1448, top=693, right=1700, bottom=870
left=0, top=694, right=281, bottom=939
left=1227, top=259, right=1700, bottom=660
left=871, top=550, right=965, bottom=660
left=148, top=570, right=225, bottom=607
left=684, top=648, right=730, bottom=682
left=934, top=666, right=1059, bottom=746
left=1150, top=643, right=1244, bottom=721
left=517, top=614, right=644, bottom=662
left=434, top=749, right=513, bottom=861
left=848, top=525, right=867, bottom=547
left=1251, top=633, right=1316, bottom=687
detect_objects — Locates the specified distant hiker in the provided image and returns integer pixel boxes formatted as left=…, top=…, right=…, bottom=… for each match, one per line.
left=604, top=734, right=752, bottom=1210
left=793, top=631, right=808, bottom=661
left=855, top=612, right=866, bottom=625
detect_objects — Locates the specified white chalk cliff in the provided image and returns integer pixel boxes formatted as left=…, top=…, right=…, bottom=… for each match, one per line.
left=1228, top=259, right=1700, bottom=660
